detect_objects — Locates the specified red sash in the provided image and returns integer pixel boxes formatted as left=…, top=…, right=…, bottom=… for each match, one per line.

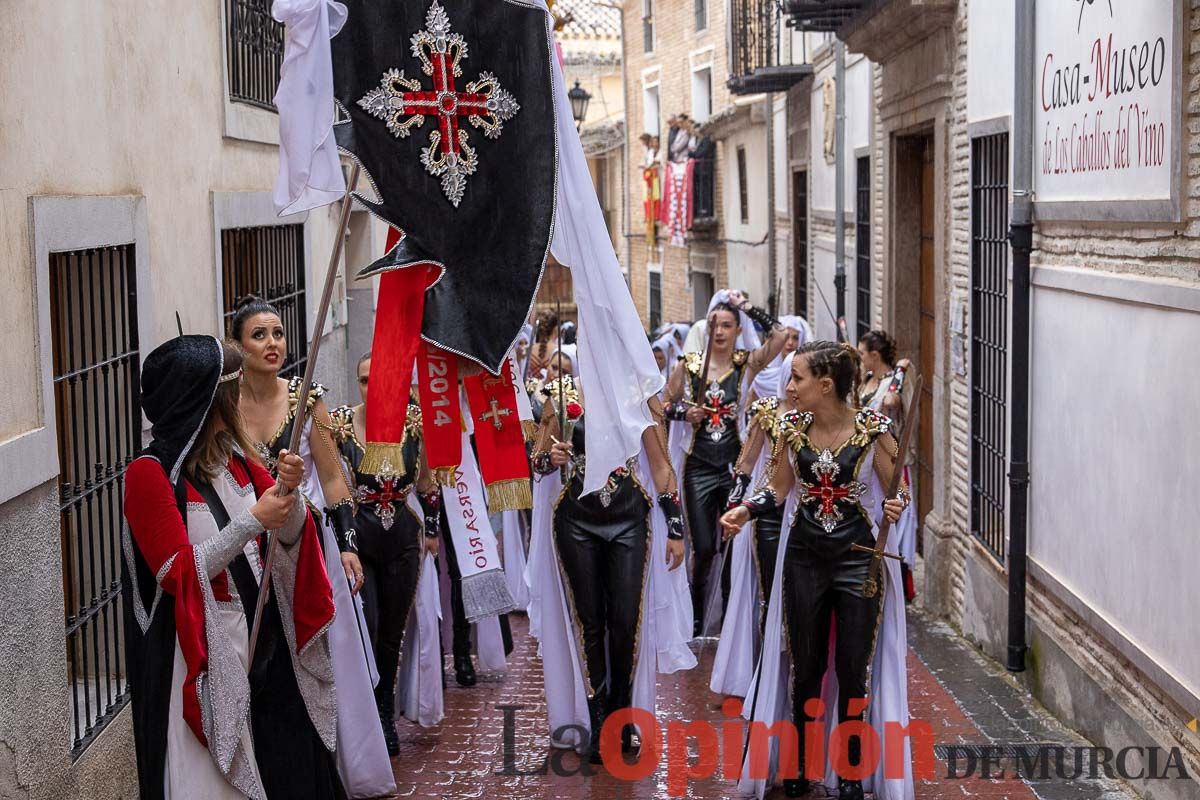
left=462, top=360, right=532, bottom=512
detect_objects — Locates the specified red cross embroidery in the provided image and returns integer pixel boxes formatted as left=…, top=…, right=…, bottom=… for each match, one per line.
left=357, top=478, right=409, bottom=531
left=358, top=0, right=520, bottom=207
left=800, top=449, right=865, bottom=533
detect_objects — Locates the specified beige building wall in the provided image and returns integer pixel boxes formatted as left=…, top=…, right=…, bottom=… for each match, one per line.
left=622, top=0, right=735, bottom=330
left=0, top=4, right=383, bottom=796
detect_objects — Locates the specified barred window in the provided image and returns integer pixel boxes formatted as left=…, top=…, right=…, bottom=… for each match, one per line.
left=51, top=245, right=140, bottom=756
left=221, top=225, right=308, bottom=378
left=226, top=0, right=286, bottom=110
left=642, top=0, right=655, bottom=53
left=970, top=133, right=1010, bottom=562
left=737, top=146, right=750, bottom=224
left=792, top=170, right=809, bottom=318
left=855, top=156, right=871, bottom=340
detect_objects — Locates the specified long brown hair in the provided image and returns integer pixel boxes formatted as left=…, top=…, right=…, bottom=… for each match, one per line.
left=186, top=342, right=258, bottom=481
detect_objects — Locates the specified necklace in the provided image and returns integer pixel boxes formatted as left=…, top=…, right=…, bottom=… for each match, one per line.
left=808, top=412, right=856, bottom=453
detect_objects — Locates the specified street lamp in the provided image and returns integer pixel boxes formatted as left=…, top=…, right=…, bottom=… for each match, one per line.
left=568, top=80, right=592, bottom=130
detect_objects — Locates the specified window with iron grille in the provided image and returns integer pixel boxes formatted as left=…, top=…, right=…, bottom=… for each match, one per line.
left=221, top=225, right=308, bottom=378
left=648, top=271, right=663, bottom=332
left=970, top=133, right=1009, bottom=563
left=50, top=245, right=140, bottom=756
left=695, top=0, right=707, bottom=30
left=226, top=0, right=286, bottom=110
left=793, top=170, right=809, bottom=317
left=642, top=0, right=655, bottom=53
left=855, top=156, right=871, bottom=340
left=736, top=146, right=750, bottom=224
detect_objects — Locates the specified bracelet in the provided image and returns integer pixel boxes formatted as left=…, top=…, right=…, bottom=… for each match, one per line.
left=726, top=471, right=752, bottom=510
left=663, top=401, right=690, bottom=422
left=531, top=449, right=555, bottom=476
left=323, top=498, right=359, bottom=554
left=417, top=489, right=442, bottom=537
left=656, top=491, right=685, bottom=541
left=741, top=488, right=778, bottom=521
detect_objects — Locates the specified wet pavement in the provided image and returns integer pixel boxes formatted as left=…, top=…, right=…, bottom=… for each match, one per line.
left=388, top=607, right=1138, bottom=799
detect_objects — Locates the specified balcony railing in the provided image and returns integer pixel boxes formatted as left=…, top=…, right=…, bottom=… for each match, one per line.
left=729, top=0, right=814, bottom=95
left=782, top=0, right=868, bottom=32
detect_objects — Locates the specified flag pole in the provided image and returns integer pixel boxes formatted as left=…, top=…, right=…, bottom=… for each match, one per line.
left=248, top=164, right=361, bottom=666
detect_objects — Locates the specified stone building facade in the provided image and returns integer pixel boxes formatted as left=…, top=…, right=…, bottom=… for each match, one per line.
left=0, top=3, right=385, bottom=796
left=788, top=1, right=1200, bottom=797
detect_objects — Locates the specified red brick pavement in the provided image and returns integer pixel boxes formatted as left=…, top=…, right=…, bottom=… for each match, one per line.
left=387, top=614, right=1039, bottom=799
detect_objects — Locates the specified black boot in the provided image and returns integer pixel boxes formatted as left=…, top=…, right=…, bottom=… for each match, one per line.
left=454, top=653, right=477, bottom=687
left=782, top=778, right=813, bottom=798
left=586, top=693, right=608, bottom=765
left=375, top=691, right=400, bottom=757
left=837, top=779, right=864, bottom=800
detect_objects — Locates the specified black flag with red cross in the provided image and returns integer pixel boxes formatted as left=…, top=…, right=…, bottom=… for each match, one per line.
left=331, top=0, right=555, bottom=374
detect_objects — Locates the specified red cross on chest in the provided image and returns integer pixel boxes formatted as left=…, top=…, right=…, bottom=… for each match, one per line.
left=799, top=448, right=866, bottom=533
left=361, top=478, right=405, bottom=506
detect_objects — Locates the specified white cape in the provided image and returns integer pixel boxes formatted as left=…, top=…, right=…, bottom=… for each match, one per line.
left=738, top=447, right=914, bottom=800
left=527, top=453, right=695, bottom=749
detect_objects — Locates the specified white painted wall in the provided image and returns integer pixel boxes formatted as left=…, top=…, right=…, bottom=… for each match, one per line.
left=811, top=54, right=872, bottom=215
left=1028, top=270, right=1200, bottom=701
left=722, top=118, right=770, bottom=307
left=967, top=0, right=1016, bottom=123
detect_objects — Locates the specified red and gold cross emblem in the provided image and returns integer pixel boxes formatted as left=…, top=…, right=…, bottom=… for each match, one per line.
left=356, top=478, right=410, bottom=531
left=358, top=0, right=521, bottom=207
left=799, top=449, right=866, bottom=533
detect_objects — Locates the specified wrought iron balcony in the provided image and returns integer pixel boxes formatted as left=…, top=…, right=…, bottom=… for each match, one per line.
left=729, top=0, right=815, bottom=95
left=782, top=0, right=869, bottom=33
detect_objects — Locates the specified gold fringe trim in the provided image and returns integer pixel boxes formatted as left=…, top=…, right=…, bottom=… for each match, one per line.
left=486, top=478, right=532, bottom=513
left=521, top=419, right=539, bottom=442
left=433, top=466, right=459, bottom=487
left=359, top=442, right=407, bottom=478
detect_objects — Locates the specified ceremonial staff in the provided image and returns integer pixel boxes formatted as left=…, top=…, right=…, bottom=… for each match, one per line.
left=555, top=297, right=569, bottom=485
left=851, top=374, right=922, bottom=597
left=247, top=164, right=361, bottom=665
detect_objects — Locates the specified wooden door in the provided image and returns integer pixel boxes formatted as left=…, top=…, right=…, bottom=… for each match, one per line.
left=917, top=138, right=936, bottom=542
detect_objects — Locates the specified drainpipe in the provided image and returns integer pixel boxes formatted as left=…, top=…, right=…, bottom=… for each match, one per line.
left=833, top=40, right=846, bottom=329
left=766, top=92, right=778, bottom=315
left=1007, top=0, right=1035, bottom=673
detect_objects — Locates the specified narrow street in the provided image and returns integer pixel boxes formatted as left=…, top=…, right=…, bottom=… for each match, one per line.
left=389, top=601, right=1136, bottom=799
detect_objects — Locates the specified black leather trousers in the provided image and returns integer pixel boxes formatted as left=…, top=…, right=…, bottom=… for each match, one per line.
left=554, top=482, right=650, bottom=711
left=781, top=533, right=882, bottom=778
left=358, top=515, right=422, bottom=712
left=683, top=455, right=734, bottom=632
left=753, top=511, right=783, bottom=639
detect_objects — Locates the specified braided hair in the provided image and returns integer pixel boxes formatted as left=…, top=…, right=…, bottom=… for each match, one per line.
left=858, top=329, right=897, bottom=368
left=797, top=340, right=863, bottom=404
left=230, top=295, right=281, bottom=342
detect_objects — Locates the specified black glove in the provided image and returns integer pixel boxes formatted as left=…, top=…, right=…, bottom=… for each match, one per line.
left=657, top=491, right=685, bottom=541
left=417, top=490, right=442, bottom=537
left=741, top=488, right=779, bottom=521
left=742, top=303, right=779, bottom=331
left=324, top=498, right=358, bottom=554
left=726, top=471, right=752, bottom=510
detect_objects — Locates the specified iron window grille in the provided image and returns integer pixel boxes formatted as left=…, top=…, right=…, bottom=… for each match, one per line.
left=855, top=156, right=871, bottom=340
left=736, top=146, right=750, bottom=224
left=50, top=245, right=140, bottom=757
left=695, top=0, right=708, bottom=30
left=649, top=271, right=663, bottom=332
left=970, top=133, right=1010, bottom=563
left=227, top=0, right=286, bottom=111
left=794, top=171, right=809, bottom=317
left=221, top=225, right=308, bottom=379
